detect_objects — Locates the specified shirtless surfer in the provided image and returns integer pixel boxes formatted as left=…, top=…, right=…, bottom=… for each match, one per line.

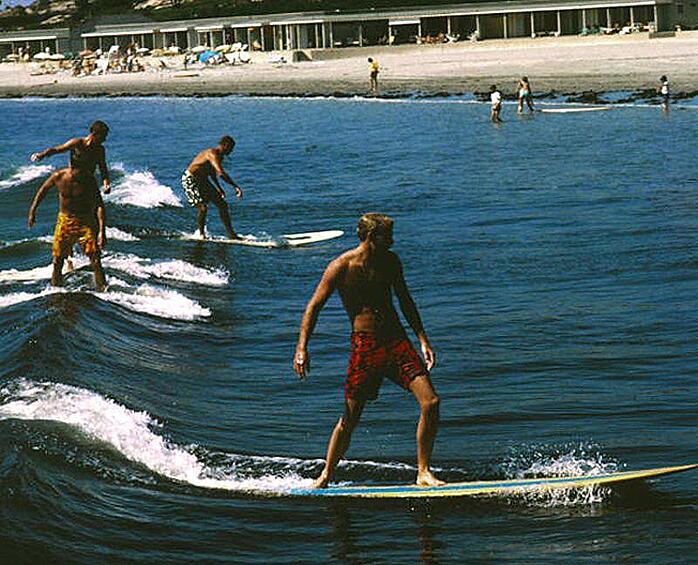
left=31, top=120, right=111, bottom=195
left=28, top=167, right=107, bottom=291
left=293, top=213, right=443, bottom=488
left=182, top=136, right=243, bottom=239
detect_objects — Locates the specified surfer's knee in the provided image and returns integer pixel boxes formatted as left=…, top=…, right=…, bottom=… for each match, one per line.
left=338, top=413, right=359, bottom=433
left=419, top=393, right=440, bottom=414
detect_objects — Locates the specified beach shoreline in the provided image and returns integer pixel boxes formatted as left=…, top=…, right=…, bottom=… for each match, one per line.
left=2, top=31, right=698, bottom=100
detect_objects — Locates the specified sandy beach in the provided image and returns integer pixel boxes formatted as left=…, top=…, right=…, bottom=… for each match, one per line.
left=2, top=31, right=698, bottom=98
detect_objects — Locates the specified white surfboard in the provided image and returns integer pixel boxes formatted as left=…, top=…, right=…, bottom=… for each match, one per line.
left=539, top=106, right=611, bottom=113
left=183, top=230, right=344, bottom=248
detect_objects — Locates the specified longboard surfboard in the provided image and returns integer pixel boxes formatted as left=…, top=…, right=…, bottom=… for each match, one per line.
left=539, top=106, right=611, bottom=113
left=183, top=230, right=344, bottom=248
left=288, top=463, right=697, bottom=498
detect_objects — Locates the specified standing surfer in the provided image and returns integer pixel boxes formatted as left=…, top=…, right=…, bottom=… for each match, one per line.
left=293, top=213, right=444, bottom=488
left=182, top=135, right=243, bottom=239
left=28, top=166, right=107, bottom=291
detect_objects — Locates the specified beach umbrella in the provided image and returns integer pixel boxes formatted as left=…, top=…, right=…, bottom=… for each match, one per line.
left=215, top=44, right=231, bottom=53
left=136, top=47, right=150, bottom=55
left=48, top=53, right=65, bottom=61
left=191, top=45, right=207, bottom=53
left=33, top=52, right=51, bottom=60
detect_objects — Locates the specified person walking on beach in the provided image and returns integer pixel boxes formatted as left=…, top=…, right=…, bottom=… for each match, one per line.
left=28, top=167, right=107, bottom=291
left=31, top=120, right=111, bottom=195
left=182, top=135, right=243, bottom=239
left=517, top=76, right=535, bottom=114
left=658, top=75, right=670, bottom=111
left=490, top=85, right=503, bottom=123
left=293, top=213, right=443, bottom=489
left=368, top=57, right=380, bottom=95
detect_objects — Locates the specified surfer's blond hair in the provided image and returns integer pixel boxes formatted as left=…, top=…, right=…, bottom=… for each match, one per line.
left=357, top=213, right=393, bottom=241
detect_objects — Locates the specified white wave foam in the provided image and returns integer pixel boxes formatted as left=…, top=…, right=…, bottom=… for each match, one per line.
left=99, top=283, right=210, bottom=320
left=102, top=252, right=228, bottom=286
left=0, top=164, right=54, bottom=189
left=106, top=227, right=140, bottom=241
left=0, top=264, right=54, bottom=284
left=0, top=380, right=431, bottom=494
left=0, top=380, right=310, bottom=494
left=0, top=279, right=209, bottom=321
left=0, top=287, right=61, bottom=308
left=497, top=444, right=619, bottom=506
left=107, top=167, right=181, bottom=208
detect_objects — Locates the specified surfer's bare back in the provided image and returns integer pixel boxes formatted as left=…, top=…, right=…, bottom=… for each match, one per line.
left=293, top=213, right=444, bottom=488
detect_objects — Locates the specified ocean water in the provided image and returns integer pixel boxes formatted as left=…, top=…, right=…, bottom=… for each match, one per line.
left=0, top=96, right=697, bottom=563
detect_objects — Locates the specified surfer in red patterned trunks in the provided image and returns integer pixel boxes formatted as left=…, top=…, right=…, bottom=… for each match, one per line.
left=293, top=213, right=444, bottom=488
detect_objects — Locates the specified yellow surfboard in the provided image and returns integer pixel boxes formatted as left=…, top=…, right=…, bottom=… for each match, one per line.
left=289, top=464, right=697, bottom=498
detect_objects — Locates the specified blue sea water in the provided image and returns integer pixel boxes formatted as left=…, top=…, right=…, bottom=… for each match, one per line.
left=0, top=96, right=697, bottom=563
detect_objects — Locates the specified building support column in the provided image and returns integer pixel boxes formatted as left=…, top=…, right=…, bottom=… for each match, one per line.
left=447, top=16, right=452, bottom=35
left=582, top=9, right=587, bottom=31
left=606, top=8, right=611, bottom=27
left=530, top=12, right=535, bottom=37
left=503, top=14, right=508, bottom=38
left=653, top=5, right=658, bottom=30
left=359, top=23, right=364, bottom=47
left=475, top=15, right=481, bottom=38
left=557, top=11, right=562, bottom=35
left=630, top=7, right=635, bottom=26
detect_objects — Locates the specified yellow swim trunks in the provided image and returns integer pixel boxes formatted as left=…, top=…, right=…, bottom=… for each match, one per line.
left=52, top=213, right=98, bottom=258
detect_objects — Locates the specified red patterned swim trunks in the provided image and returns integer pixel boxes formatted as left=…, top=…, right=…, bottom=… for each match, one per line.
left=345, top=332, right=427, bottom=401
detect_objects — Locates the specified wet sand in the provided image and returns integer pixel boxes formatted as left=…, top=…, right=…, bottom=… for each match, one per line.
left=2, top=31, right=698, bottom=99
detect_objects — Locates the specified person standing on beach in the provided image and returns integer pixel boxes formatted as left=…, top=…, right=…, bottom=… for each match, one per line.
left=517, top=76, right=535, bottom=114
left=490, top=85, right=503, bottom=123
left=293, top=213, right=443, bottom=489
left=658, top=75, right=670, bottom=111
left=28, top=167, right=107, bottom=291
left=368, top=57, right=380, bottom=95
left=31, top=120, right=111, bottom=195
left=182, top=135, right=243, bottom=240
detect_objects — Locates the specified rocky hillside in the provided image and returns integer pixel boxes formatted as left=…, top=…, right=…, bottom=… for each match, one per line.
left=1, top=0, right=473, bottom=30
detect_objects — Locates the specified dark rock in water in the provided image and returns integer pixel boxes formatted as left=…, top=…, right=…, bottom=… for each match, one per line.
left=535, top=91, right=558, bottom=99
left=614, top=89, right=657, bottom=104
left=671, top=89, right=698, bottom=100
left=565, top=91, right=607, bottom=104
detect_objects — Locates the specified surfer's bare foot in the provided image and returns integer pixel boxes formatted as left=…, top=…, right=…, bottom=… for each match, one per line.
left=66, top=259, right=74, bottom=272
left=227, top=232, right=240, bottom=240
left=416, top=470, right=445, bottom=487
left=312, top=474, right=329, bottom=489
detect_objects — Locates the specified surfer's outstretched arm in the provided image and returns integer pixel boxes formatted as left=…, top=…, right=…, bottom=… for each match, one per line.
left=294, top=258, right=343, bottom=379
left=28, top=172, right=57, bottom=227
left=31, top=137, right=80, bottom=162
left=393, top=257, right=435, bottom=370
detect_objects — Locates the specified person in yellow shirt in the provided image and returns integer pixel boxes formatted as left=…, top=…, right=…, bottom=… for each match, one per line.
left=368, top=57, right=380, bottom=95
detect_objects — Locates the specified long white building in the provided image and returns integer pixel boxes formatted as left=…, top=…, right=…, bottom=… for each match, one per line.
left=1, top=0, right=693, bottom=57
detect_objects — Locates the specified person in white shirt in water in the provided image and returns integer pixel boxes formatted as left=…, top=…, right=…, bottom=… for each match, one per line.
left=490, top=85, right=503, bottom=123
left=658, top=75, right=670, bottom=111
